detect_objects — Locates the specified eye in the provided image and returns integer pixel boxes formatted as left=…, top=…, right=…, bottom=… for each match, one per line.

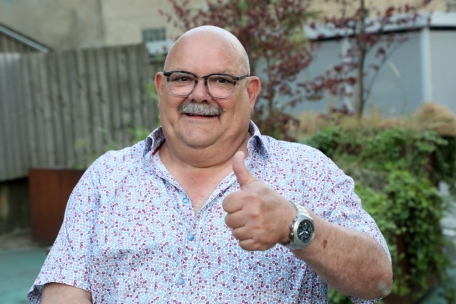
left=209, top=75, right=234, bottom=84
left=170, top=74, right=194, bottom=83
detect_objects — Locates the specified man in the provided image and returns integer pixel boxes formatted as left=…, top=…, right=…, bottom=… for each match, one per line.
left=29, top=26, right=392, bottom=303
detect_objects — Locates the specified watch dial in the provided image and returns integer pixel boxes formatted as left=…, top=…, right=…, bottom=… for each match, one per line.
left=297, top=220, right=314, bottom=242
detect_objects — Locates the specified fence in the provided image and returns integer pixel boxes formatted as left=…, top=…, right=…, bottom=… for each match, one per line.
left=0, top=43, right=161, bottom=182
left=0, top=24, right=50, bottom=53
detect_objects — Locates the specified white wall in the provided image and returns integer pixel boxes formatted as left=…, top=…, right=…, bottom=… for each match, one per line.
left=430, top=30, right=456, bottom=114
left=287, top=29, right=455, bottom=117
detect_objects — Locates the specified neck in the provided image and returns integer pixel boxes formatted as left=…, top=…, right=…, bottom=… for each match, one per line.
left=160, top=131, right=251, bottom=171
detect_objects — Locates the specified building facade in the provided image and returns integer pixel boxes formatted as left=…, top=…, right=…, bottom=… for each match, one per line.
left=0, top=0, right=449, bottom=50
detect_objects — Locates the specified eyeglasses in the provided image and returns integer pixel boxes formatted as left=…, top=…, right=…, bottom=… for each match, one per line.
left=163, top=70, right=249, bottom=99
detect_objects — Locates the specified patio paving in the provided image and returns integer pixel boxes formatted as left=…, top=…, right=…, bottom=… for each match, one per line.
left=0, top=247, right=47, bottom=304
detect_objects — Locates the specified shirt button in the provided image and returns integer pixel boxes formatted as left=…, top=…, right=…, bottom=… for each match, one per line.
left=178, top=277, right=185, bottom=285
left=182, top=197, right=189, bottom=204
left=187, top=234, right=195, bottom=241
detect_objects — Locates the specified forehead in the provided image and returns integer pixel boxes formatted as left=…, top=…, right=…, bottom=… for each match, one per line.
left=166, top=33, right=243, bottom=75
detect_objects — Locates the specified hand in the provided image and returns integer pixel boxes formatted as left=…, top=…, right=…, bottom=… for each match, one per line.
left=222, top=151, right=297, bottom=251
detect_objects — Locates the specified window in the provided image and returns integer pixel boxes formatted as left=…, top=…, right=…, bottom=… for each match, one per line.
left=142, top=27, right=166, bottom=42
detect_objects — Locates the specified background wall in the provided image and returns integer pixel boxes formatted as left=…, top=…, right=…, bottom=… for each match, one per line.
left=0, top=0, right=448, bottom=50
left=430, top=30, right=456, bottom=114
left=0, top=0, right=104, bottom=49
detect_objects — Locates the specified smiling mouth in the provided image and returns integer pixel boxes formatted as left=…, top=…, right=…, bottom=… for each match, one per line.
left=184, top=113, right=218, bottom=117
left=178, top=101, right=223, bottom=117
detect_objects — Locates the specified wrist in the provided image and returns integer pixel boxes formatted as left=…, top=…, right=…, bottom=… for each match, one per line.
left=280, top=201, right=297, bottom=244
left=282, top=204, right=315, bottom=250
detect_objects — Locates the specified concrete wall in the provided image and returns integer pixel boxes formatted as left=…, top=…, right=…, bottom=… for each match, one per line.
left=100, top=0, right=205, bottom=46
left=0, top=0, right=206, bottom=49
left=287, top=29, right=456, bottom=117
left=430, top=30, right=456, bottom=114
left=0, top=0, right=105, bottom=50
left=310, top=0, right=446, bottom=20
left=0, top=0, right=448, bottom=50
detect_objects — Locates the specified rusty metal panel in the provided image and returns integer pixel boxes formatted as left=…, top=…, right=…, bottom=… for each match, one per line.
left=29, top=168, right=85, bottom=245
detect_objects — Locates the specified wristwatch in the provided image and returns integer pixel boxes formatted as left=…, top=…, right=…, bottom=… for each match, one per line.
left=282, top=204, right=315, bottom=250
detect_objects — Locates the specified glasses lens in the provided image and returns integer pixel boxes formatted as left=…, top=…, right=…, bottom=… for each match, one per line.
left=168, top=73, right=195, bottom=96
left=207, top=75, right=235, bottom=98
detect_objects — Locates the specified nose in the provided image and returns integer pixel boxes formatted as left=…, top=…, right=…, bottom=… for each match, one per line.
left=189, top=78, right=210, bottom=101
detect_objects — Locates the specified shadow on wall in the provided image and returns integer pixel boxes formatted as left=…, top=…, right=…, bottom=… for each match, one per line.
left=0, top=178, right=30, bottom=234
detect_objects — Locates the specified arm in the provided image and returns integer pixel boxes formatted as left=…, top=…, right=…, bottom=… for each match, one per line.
left=292, top=209, right=392, bottom=299
left=223, top=151, right=392, bottom=300
left=28, top=158, right=102, bottom=302
left=41, top=283, right=92, bottom=304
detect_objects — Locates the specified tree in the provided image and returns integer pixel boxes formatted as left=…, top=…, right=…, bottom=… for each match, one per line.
left=161, top=0, right=317, bottom=140
left=162, top=0, right=434, bottom=138
left=300, top=0, right=433, bottom=117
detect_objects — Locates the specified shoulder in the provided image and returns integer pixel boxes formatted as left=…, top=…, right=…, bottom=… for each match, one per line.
left=258, top=135, right=348, bottom=184
left=261, top=135, right=332, bottom=165
left=85, top=140, right=146, bottom=179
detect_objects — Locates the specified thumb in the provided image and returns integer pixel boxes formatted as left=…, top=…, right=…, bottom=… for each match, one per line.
left=232, top=151, right=255, bottom=187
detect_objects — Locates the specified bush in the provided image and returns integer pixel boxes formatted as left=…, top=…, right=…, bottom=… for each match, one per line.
left=301, top=106, right=456, bottom=302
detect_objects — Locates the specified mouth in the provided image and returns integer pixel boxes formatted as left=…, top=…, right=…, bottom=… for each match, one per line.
left=184, top=113, right=218, bottom=118
left=178, top=101, right=223, bottom=118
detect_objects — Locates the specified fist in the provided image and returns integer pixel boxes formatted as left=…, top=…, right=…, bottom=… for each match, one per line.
left=222, top=151, right=296, bottom=251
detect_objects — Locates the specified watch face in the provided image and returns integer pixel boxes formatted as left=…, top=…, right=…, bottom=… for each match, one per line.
left=297, top=219, right=314, bottom=243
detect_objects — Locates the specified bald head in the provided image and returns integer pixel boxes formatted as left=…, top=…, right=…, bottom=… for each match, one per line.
left=164, top=26, right=250, bottom=74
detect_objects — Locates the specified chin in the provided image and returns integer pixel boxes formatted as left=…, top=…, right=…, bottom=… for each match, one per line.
left=179, top=128, right=219, bottom=147
left=182, top=138, right=216, bottom=150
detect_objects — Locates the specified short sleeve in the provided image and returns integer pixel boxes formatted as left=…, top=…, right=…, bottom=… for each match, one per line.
left=309, top=154, right=391, bottom=304
left=27, top=159, right=102, bottom=303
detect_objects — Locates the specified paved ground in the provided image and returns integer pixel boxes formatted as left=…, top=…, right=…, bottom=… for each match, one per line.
left=1, top=202, right=456, bottom=304
left=0, top=230, right=48, bottom=304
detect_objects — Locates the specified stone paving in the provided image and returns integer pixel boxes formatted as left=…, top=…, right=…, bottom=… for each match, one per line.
left=0, top=230, right=47, bottom=304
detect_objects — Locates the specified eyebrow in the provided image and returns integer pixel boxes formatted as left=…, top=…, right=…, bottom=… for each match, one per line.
left=170, top=68, right=237, bottom=75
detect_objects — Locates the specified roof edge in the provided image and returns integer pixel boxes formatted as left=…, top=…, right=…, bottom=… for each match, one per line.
left=0, top=23, right=50, bottom=53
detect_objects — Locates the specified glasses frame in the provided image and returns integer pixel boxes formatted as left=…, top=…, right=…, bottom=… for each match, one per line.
left=163, top=70, right=249, bottom=99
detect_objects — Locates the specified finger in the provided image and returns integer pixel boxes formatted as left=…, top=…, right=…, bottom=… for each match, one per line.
left=232, top=151, right=255, bottom=188
left=222, top=193, right=244, bottom=214
left=231, top=226, right=251, bottom=241
left=238, top=239, right=264, bottom=251
left=225, top=211, right=248, bottom=229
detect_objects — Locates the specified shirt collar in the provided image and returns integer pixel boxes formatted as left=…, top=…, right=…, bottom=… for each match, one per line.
left=143, top=120, right=269, bottom=159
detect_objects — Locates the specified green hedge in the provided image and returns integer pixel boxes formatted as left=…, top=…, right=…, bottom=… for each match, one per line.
left=302, top=126, right=456, bottom=303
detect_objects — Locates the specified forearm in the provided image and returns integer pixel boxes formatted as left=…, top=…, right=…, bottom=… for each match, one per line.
left=293, top=210, right=392, bottom=300
left=41, top=283, right=92, bottom=304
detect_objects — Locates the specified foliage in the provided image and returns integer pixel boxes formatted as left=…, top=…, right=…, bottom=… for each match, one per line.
left=69, top=127, right=151, bottom=169
left=300, top=0, right=433, bottom=117
left=301, top=111, right=456, bottom=302
left=162, top=0, right=435, bottom=139
left=162, top=0, right=316, bottom=140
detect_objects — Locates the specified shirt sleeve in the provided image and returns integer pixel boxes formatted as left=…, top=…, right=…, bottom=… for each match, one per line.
left=27, top=159, right=102, bottom=303
left=310, top=153, right=391, bottom=304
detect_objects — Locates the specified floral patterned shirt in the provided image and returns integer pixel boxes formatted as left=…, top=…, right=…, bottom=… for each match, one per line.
left=28, top=121, right=389, bottom=303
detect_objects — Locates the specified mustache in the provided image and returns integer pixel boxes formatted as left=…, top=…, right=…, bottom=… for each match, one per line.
left=178, top=101, right=223, bottom=117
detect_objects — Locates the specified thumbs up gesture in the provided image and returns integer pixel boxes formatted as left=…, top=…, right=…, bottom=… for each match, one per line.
left=222, top=151, right=297, bottom=251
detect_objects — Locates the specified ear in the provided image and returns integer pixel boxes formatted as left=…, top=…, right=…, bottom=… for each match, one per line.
left=246, top=76, right=261, bottom=110
left=154, top=72, right=165, bottom=106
